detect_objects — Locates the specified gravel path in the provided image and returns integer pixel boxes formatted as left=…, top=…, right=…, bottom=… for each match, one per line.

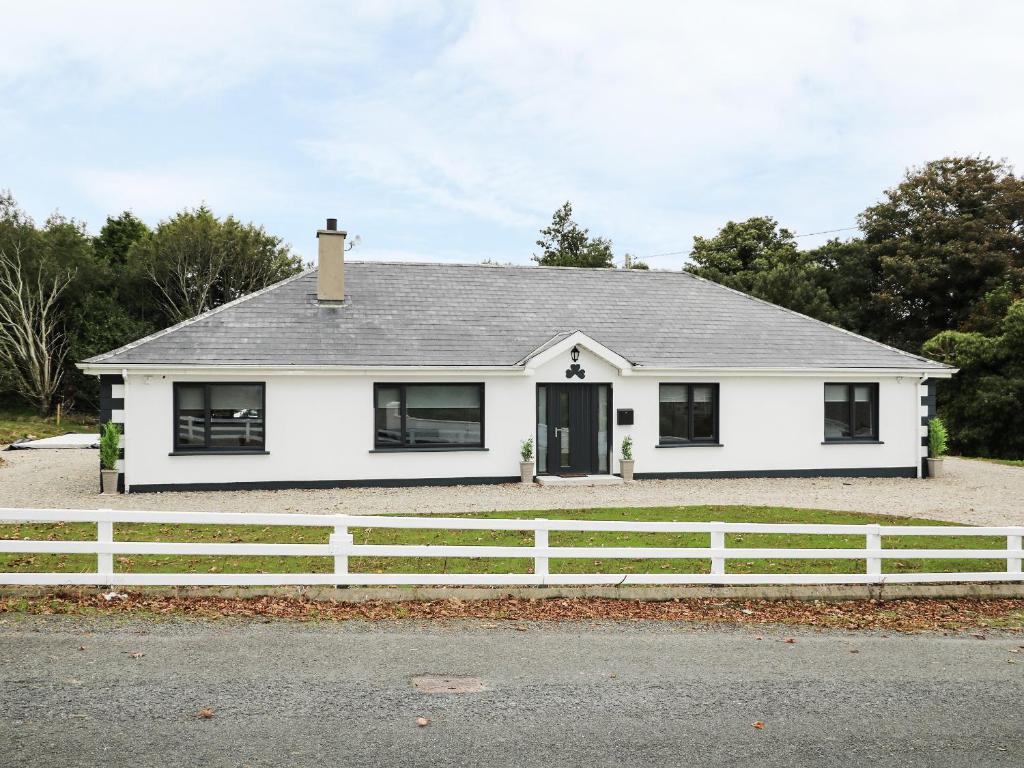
left=0, top=446, right=1020, bottom=525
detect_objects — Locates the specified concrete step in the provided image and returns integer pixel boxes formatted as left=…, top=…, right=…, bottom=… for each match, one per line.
left=535, top=474, right=625, bottom=487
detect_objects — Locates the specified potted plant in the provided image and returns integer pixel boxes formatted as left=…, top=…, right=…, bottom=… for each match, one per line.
left=927, top=417, right=948, bottom=478
left=619, top=435, right=635, bottom=481
left=519, top=436, right=535, bottom=484
left=100, top=421, right=120, bottom=494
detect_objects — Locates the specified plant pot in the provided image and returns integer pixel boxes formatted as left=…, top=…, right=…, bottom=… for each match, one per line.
left=619, top=458, right=635, bottom=482
left=926, top=457, right=944, bottom=478
left=520, top=461, right=535, bottom=484
left=101, top=469, right=119, bottom=495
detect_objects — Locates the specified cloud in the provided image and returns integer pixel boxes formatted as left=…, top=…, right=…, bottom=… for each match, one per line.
left=304, top=1, right=1024, bottom=261
left=4, top=1, right=1024, bottom=266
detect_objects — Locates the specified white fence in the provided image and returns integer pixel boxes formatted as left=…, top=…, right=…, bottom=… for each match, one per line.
left=1, top=507, right=1022, bottom=587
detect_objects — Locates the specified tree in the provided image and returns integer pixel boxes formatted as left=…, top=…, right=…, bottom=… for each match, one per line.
left=128, top=206, right=304, bottom=324
left=859, top=156, right=1024, bottom=351
left=687, top=217, right=836, bottom=321
left=0, top=244, right=74, bottom=415
left=923, top=297, right=1024, bottom=459
left=94, top=211, right=150, bottom=267
left=623, top=253, right=650, bottom=270
left=533, top=202, right=615, bottom=268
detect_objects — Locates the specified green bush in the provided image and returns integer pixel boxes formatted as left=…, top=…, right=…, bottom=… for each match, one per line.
left=621, top=435, right=633, bottom=461
left=928, top=417, right=948, bottom=458
left=520, top=436, right=534, bottom=462
left=99, top=421, right=120, bottom=471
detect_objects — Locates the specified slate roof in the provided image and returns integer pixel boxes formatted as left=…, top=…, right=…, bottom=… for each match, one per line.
left=84, top=262, right=951, bottom=370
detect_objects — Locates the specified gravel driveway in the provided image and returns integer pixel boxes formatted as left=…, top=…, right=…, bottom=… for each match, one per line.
left=1, top=447, right=1019, bottom=525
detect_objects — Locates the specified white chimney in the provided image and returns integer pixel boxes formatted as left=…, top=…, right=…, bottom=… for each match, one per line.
left=317, top=217, right=347, bottom=302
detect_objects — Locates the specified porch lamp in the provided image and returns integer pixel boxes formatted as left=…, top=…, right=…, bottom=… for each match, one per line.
left=571, top=346, right=580, bottom=363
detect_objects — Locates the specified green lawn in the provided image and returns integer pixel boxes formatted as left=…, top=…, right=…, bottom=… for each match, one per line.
left=0, top=407, right=96, bottom=445
left=0, top=505, right=1009, bottom=577
left=961, top=456, right=1024, bottom=468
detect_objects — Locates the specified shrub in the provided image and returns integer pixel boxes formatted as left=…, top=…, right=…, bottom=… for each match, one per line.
left=621, top=435, right=633, bottom=461
left=99, top=421, right=120, bottom=471
left=520, top=436, right=534, bottom=462
left=928, top=417, right=948, bottom=459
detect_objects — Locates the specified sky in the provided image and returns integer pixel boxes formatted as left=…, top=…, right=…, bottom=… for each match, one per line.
left=2, top=1, right=1023, bottom=269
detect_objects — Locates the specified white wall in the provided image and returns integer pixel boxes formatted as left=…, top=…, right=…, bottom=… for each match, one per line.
left=122, top=352, right=923, bottom=489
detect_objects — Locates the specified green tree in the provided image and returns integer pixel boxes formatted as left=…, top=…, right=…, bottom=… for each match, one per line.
left=94, top=211, right=150, bottom=267
left=533, top=202, right=615, bottom=268
left=859, top=156, right=1024, bottom=351
left=923, top=298, right=1024, bottom=459
left=687, top=217, right=836, bottom=321
left=128, top=206, right=303, bottom=324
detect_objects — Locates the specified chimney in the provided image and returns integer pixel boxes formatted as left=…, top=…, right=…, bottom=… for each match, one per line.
left=317, top=218, right=347, bottom=302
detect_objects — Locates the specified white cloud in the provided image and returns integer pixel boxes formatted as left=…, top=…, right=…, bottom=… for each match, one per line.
left=305, top=1, right=1024, bottom=259
left=0, top=0, right=443, bottom=99
left=5, top=1, right=1024, bottom=264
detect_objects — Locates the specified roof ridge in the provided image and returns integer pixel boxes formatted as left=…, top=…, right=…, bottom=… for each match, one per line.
left=344, top=260, right=687, bottom=274
left=83, top=268, right=315, bottom=364
left=676, top=269, right=951, bottom=369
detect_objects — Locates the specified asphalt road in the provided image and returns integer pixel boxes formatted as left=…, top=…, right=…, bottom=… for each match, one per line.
left=1, top=616, right=1022, bottom=767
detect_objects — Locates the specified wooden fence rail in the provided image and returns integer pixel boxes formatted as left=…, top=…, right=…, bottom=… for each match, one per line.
left=1, top=508, right=1023, bottom=587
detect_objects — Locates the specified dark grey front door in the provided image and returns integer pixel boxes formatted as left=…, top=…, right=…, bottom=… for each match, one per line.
left=538, top=384, right=610, bottom=475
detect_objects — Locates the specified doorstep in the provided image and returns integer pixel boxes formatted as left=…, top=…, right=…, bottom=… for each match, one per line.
left=536, top=474, right=624, bottom=487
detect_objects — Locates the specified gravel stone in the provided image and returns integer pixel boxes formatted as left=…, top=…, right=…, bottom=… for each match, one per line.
left=1, top=449, right=1020, bottom=526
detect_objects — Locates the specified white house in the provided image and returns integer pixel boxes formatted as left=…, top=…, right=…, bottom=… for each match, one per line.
left=79, top=219, right=954, bottom=493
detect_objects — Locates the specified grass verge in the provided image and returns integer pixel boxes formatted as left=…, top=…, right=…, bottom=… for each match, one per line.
left=961, top=456, right=1024, bottom=469
left=0, top=505, right=1011, bottom=577
left=2, top=592, right=1024, bottom=632
left=0, top=407, right=96, bottom=445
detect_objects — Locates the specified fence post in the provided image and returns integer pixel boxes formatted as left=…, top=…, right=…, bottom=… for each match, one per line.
left=330, top=525, right=353, bottom=585
left=1008, top=534, right=1022, bottom=576
left=866, top=524, right=882, bottom=580
left=97, top=511, right=114, bottom=587
left=535, top=519, right=549, bottom=584
left=710, top=522, right=726, bottom=577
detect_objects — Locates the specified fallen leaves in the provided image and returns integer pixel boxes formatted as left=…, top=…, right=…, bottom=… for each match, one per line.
left=753, top=721, right=765, bottom=730
left=416, top=717, right=430, bottom=727
left=197, top=708, right=215, bottom=719
left=2, top=593, right=1024, bottom=633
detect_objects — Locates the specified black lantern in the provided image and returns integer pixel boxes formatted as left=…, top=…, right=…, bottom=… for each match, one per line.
left=570, top=346, right=580, bottom=363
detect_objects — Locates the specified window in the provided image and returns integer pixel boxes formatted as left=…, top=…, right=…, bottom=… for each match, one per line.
left=659, top=383, right=719, bottom=444
left=173, top=383, right=265, bottom=452
left=824, top=383, right=879, bottom=441
left=374, top=383, right=484, bottom=449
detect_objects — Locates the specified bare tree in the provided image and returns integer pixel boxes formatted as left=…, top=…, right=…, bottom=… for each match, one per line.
left=0, top=244, right=74, bottom=415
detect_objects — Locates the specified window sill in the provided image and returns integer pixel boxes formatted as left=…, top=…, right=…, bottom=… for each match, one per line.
left=821, top=440, right=884, bottom=445
left=369, top=447, right=489, bottom=453
left=656, top=442, right=724, bottom=448
left=169, top=450, right=270, bottom=456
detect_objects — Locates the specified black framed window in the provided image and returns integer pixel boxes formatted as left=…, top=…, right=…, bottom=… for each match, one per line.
left=173, top=383, right=265, bottom=452
left=374, top=383, right=484, bottom=449
left=824, top=383, right=879, bottom=441
left=659, top=383, right=719, bottom=444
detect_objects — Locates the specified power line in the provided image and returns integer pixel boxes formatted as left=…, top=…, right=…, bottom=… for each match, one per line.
left=639, top=225, right=860, bottom=260
left=792, top=226, right=860, bottom=238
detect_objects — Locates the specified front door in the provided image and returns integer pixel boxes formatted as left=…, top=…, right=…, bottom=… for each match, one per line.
left=538, top=384, right=610, bottom=475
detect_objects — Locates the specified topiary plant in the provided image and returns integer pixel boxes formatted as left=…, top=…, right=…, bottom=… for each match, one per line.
left=928, top=417, right=948, bottom=458
left=100, top=421, right=120, bottom=471
left=621, top=435, right=633, bottom=461
left=520, top=436, right=534, bottom=462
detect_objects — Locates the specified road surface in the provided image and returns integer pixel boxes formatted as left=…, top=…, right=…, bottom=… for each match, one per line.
left=1, top=616, right=1022, bottom=767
